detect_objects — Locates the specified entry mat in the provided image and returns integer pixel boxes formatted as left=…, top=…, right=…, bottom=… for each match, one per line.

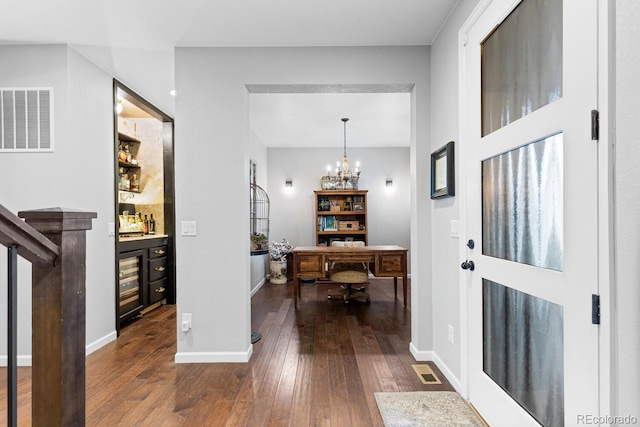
left=412, top=364, right=442, bottom=385
left=374, top=391, right=488, bottom=427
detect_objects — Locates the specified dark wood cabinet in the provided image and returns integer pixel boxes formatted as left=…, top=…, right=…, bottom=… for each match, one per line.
left=147, top=243, right=168, bottom=305
left=118, top=237, right=170, bottom=327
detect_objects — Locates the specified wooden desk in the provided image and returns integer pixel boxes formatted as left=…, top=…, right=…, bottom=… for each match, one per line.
left=292, top=245, right=408, bottom=308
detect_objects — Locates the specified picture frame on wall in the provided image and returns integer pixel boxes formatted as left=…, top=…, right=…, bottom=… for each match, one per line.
left=430, top=141, right=455, bottom=199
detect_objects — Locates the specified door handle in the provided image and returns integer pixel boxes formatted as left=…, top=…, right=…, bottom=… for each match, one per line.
left=461, top=260, right=475, bottom=271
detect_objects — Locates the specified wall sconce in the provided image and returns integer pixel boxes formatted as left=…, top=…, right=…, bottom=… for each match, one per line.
left=285, top=179, right=293, bottom=187
left=385, top=178, right=393, bottom=187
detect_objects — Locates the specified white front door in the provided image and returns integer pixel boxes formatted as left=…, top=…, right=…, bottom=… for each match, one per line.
left=462, top=0, right=599, bottom=425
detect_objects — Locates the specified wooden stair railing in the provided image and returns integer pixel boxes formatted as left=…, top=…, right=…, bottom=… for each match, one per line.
left=0, top=204, right=96, bottom=427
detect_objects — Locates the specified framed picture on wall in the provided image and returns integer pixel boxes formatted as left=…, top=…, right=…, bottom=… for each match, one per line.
left=430, top=141, right=455, bottom=199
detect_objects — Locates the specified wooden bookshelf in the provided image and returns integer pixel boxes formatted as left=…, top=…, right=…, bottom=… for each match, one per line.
left=315, top=190, right=368, bottom=246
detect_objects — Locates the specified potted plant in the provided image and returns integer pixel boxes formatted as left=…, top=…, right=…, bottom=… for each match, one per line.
left=250, top=232, right=268, bottom=253
left=269, top=238, right=293, bottom=284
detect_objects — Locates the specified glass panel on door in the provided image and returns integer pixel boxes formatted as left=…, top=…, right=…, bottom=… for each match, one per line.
left=482, top=133, right=563, bottom=271
left=481, top=0, right=563, bottom=136
left=483, top=279, right=564, bottom=426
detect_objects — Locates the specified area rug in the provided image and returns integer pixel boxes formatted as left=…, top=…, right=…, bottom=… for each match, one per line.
left=374, top=391, right=487, bottom=427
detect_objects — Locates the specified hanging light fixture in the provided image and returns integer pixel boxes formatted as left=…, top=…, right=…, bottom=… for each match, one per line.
left=341, top=117, right=350, bottom=181
left=320, top=117, right=361, bottom=190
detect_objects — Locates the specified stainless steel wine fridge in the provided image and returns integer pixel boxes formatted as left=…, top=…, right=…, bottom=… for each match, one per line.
left=118, top=250, right=144, bottom=323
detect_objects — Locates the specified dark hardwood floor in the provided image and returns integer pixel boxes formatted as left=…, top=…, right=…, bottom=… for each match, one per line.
left=1, top=277, right=453, bottom=426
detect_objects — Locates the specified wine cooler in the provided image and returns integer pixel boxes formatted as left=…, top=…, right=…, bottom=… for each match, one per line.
left=118, top=250, right=144, bottom=322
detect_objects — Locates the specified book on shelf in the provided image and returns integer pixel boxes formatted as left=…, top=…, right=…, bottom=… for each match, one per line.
left=325, top=215, right=338, bottom=231
left=318, top=215, right=338, bottom=231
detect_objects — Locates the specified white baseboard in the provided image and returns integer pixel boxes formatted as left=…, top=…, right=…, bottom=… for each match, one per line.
left=1, top=330, right=118, bottom=367
left=431, top=352, right=463, bottom=394
left=251, top=277, right=268, bottom=297
left=410, top=342, right=463, bottom=394
left=0, top=355, right=32, bottom=367
left=175, top=346, right=253, bottom=364
left=86, top=331, right=117, bottom=356
left=409, top=342, right=435, bottom=361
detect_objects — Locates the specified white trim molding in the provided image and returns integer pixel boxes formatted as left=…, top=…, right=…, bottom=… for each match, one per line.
left=409, top=344, right=464, bottom=395
left=175, top=346, right=253, bottom=364
left=86, top=331, right=118, bottom=356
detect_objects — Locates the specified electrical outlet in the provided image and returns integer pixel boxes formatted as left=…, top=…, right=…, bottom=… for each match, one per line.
left=448, top=324, right=454, bottom=344
left=181, top=313, right=192, bottom=332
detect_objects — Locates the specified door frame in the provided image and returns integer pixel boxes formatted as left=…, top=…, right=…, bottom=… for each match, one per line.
left=113, top=79, right=177, bottom=336
left=456, top=0, right=616, bottom=416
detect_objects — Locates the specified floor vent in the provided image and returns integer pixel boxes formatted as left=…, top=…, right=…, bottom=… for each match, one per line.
left=412, top=364, right=442, bottom=385
left=1, top=88, right=54, bottom=152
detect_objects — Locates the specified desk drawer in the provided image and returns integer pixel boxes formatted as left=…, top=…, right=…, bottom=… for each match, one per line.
left=149, top=257, right=168, bottom=282
left=326, top=254, right=374, bottom=263
left=296, top=254, right=325, bottom=275
left=376, top=254, right=404, bottom=276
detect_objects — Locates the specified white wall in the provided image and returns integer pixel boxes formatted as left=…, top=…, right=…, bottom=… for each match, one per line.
left=66, top=47, right=119, bottom=352
left=72, top=45, right=175, bottom=118
left=267, top=147, right=410, bottom=254
left=0, top=45, right=116, bottom=361
left=615, top=0, right=640, bottom=417
left=429, top=0, right=482, bottom=389
left=174, top=46, right=431, bottom=362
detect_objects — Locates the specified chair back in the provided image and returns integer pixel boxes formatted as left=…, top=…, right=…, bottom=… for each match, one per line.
left=331, top=241, right=365, bottom=248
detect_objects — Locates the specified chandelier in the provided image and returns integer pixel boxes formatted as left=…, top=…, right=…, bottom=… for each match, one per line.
left=321, top=118, right=362, bottom=190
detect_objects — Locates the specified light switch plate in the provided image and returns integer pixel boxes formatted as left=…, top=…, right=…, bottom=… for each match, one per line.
left=108, top=222, right=115, bottom=236
left=181, top=221, right=197, bottom=236
left=450, top=220, right=459, bottom=238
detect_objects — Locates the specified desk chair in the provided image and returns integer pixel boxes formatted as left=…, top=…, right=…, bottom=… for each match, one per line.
left=327, top=241, right=370, bottom=304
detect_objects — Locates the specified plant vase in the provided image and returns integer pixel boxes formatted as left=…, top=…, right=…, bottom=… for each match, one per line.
left=270, top=260, right=288, bottom=284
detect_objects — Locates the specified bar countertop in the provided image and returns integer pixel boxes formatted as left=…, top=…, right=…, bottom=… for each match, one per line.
left=119, top=234, right=168, bottom=242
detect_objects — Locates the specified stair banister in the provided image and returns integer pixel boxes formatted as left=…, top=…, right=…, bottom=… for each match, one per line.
left=1, top=204, right=96, bottom=426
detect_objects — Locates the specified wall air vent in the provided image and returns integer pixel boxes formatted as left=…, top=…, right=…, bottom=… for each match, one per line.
left=1, top=88, right=54, bottom=152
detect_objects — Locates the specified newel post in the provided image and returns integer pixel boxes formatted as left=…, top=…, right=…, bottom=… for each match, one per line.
left=19, top=208, right=97, bottom=427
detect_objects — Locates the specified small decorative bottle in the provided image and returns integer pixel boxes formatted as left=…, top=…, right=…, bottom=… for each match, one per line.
left=143, top=215, right=149, bottom=235
left=118, top=144, right=127, bottom=163
left=130, top=174, right=139, bottom=192
left=136, top=213, right=144, bottom=232
left=118, top=167, right=124, bottom=190
left=149, top=214, right=156, bottom=235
